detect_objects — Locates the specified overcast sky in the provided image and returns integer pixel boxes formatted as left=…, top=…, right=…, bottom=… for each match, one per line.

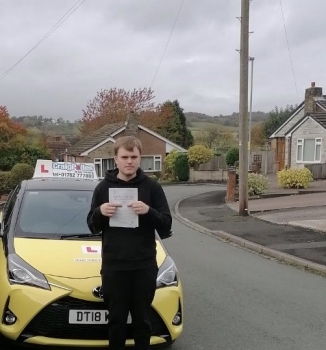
left=1, top=0, right=325, bottom=121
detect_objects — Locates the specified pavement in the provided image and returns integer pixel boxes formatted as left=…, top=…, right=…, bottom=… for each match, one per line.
left=175, top=175, right=326, bottom=275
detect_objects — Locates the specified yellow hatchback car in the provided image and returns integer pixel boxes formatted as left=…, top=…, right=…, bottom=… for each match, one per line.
left=0, top=161, right=183, bottom=348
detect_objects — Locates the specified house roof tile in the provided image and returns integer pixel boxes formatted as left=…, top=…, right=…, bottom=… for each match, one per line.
left=310, top=113, right=326, bottom=130
left=316, top=100, right=326, bottom=111
left=68, top=122, right=125, bottom=155
left=284, top=113, right=326, bottom=136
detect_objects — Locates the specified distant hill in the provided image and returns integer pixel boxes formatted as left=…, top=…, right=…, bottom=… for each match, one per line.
left=11, top=111, right=271, bottom=145
left=185, top=111, right=269, bottom=128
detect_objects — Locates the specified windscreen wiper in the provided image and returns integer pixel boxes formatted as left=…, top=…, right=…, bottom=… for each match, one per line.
left=60, top=232, right=102, bottom=240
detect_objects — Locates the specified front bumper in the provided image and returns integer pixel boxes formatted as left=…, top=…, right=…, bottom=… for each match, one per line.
left=0, top=274, right=183, bottom=347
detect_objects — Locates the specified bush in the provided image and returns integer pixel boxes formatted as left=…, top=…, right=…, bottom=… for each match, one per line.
left=277, top=168, right=313, bottom=189
left=10, top=163, right=34, bottom=188
left=0, top=171, right=11, bottom=193
left=225, top=147, right=239, bottom=166
left=153, top=171, right=162, bottom=180
left=248, top=173, right=269, bottom=196
left=174, top=153, right=189, bottom=181
left=187, top=145, right=213, bottom=169
left=148, top=174, right=158, bottom=182
left=164, top=150, right=179, bottom=180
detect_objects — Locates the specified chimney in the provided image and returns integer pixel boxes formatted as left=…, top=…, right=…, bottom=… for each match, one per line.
left=124, top=111, right=139, bottom=137
left=304, top=82, right=322, bottom=114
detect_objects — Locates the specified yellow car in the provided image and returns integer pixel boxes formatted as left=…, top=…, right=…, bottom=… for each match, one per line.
left=0, top=161, right=183, bottom=348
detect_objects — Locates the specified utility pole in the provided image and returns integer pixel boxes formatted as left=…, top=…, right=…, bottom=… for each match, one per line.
left=248, top=56, right=254, bottom=171
left=238, top=0, right=250, bottom=216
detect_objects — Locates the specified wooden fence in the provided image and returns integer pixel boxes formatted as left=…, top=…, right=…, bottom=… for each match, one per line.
left=305, top=164, right=326, bottom=179
left=198, top=155, right=227, bottom=171
left=198, top=151, right=275, bottom=174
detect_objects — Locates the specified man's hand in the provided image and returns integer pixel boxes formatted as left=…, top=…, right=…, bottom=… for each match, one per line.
left=100, top=203, right=122, bottom=217
left=128, top=201, right=149, bottom=215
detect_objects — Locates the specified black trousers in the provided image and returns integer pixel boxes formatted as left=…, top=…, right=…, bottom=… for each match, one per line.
left=102, top=265, right=158, bottom=350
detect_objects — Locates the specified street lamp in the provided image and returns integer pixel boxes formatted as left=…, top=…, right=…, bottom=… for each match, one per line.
left=248, top=56, right=254, bottom=170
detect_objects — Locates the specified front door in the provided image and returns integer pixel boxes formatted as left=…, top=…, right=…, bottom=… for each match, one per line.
left=277, top=139, right=285, bottom=170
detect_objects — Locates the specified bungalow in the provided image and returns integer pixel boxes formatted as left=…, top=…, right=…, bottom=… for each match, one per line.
left=269, top=82, right=326, bottom=171
left=65, top=112, right=187, bottom=178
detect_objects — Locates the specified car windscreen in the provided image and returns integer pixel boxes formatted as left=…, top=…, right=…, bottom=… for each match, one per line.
left=16, top=190, right=95, bottom=239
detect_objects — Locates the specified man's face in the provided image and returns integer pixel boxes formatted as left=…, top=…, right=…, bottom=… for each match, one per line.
left=114, top=146, right=141, bottom=179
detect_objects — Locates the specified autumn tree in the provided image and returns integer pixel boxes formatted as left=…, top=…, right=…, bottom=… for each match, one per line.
left=81, top=88, right=158, bottom=135
left=0, top=106, right=26, bottom=142
left=0, top=106, right=26, bottom=170
left=139, top=104, right=174, bottom=133
left=157, top=100, right=194, bottom=149
left=81, top=89, right=193, bottom=149
left=0, top=106, right=51, bottom=171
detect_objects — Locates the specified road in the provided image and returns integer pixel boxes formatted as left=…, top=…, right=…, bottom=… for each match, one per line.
left=164, top=185, right=326, bottom=350
left=2, top=184, right=326, bottom=349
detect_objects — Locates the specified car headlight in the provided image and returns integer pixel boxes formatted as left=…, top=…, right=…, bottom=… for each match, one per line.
left=7, top=253, right=50, bottom=290
left=156, top=256, right=178, bottom=288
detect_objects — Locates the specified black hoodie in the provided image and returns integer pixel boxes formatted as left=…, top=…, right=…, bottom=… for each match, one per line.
left=87, top=168, right=172, bottom=272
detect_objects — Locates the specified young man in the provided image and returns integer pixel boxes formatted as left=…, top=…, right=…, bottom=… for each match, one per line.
left=87, top=135, right=172, bottom=350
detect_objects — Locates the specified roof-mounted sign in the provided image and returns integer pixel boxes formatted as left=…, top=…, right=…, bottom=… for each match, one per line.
left=33, top=160, right=98, bottom=180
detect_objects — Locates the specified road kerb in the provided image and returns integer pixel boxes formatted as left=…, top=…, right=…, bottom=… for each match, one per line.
left=174, top=199, right=326, bottom=276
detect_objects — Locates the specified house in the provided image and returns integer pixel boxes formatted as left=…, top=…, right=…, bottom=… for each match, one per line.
left=269, top=82, right=326, bottom=171
left=65, top=112, right=187, bottom=178
left=45, top=134, right=71, bottom=161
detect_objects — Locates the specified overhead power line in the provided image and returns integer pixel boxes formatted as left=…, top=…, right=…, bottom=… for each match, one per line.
left=149, top=0, right=185, bottom=89
left=279, top=0, right=299, bottom=102
left=0, top=0, right=85, bottom=82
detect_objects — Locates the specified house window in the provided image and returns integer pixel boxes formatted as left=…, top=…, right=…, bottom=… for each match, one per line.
left=94, top=158, right=115, bottom=178
left=296, top=138, right=321, bottom=162
left=141, top=156, right=161, bottom=172
left=94, top=159, right=101, bottom=178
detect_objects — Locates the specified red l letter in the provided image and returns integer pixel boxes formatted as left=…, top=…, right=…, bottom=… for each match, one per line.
left=41, top=165, right=49, bottom=173
left=86, top=247, right=97, bottom=253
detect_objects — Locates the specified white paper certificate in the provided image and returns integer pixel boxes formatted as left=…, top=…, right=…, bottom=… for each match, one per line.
left=109, top=188, right=139, bottom=228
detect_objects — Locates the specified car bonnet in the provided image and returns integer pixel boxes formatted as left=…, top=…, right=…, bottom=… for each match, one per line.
left=13, top=238, right=167, bottom=278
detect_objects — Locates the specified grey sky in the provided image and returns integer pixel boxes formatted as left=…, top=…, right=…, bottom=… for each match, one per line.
left=1, top=0, right=325, bottom=121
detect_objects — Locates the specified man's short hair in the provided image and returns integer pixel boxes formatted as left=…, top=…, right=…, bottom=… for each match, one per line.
left=114, top=136, right=142, bottom=155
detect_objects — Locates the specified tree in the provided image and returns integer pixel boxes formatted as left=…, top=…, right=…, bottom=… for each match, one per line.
left=0, top=106, right=52, bottom=171
left=157, top=100, right=194, bottom=149
left=225, top=147, right=239, bottom=166
left=139, top=104, right=174, bottom=133
left=0, top=106, right=26, bottom=143
left=187, top=145, right=213, bottom=169
left=0, top=106, right=26, bottom=171
left=263, top=105, right=296, bottom=138
left=250, top=123, right=267, bottom=150
left=174, top=153, right=189, bottom=181
left=195, top=125, right=237, bottom=150
left=81, top=88, right=157, bottom=135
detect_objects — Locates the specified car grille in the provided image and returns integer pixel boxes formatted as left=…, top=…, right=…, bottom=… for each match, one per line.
left=21, top=296, right=169, bottom=340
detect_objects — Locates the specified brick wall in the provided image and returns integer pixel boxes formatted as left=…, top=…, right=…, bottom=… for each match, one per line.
left=189, top=168, right=228, bottom=182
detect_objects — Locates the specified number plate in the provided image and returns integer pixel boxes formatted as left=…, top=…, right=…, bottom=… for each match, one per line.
left=68, top=310, right=132, bottom=324
left=69, top=310, right=108, bottom=324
